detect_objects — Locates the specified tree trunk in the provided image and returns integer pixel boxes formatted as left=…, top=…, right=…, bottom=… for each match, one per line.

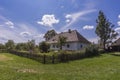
left=60, top=44, right=62, bottom=50
left=103, top=40, right=106, bottom=51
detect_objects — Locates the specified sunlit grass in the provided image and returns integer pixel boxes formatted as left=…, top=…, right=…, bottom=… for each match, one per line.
left=0, top=53, right=120, bottom=80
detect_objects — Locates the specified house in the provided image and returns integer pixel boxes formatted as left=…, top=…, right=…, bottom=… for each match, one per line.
left=110, top=38, right=120, bottom=51
left=46, top=29, right=90, bottom=50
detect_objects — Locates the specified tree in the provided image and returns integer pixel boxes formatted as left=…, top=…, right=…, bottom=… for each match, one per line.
left=44, top=29, right=57, bottom=41
left=5, top=40, right=15, bottom=51
left=0, top=43, right=5, bottom=49
left=58, top=36, right=67, bottom=50
left=95, top=11, right=118, bottom=50
left=39, top=41, right=50, bottom=53
left=27, top=40, right=36, bottom=53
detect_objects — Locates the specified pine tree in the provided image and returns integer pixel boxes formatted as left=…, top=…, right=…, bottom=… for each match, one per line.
left=95, top=11, right=118, bottom=50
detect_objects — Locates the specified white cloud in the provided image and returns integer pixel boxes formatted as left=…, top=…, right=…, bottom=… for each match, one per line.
left=37, top=14, right=59, bottom=27
left=20, top=32, right=31, bottom=37
left=65, top=14, right=72, bottom=23
left=117, top=21, right=120, bottom=26
left=0, top=15, right=45, bottom=44
left=65, top=14, right=72, bottom=18
left=115, top=27, right=120, bottom=33
left=5, top=21, right=14, bottom=28
left=88, top=37, right=99, bottom=44
left=115, top=27, right=120, bottom=31
left=66, top=19, right=70, bottom=23
left=61, top=9, right=96, bottom=31
left=83, top=25, right=94, bottom=30
left=118, top=14, right=120, bottom=19
left=0, top=15, right=14, bottom=28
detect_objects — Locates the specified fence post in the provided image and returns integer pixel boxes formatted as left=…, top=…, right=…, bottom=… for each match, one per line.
left=43, top=55, right=46, bottom=64
left=52, top=55, right=55, bottom=64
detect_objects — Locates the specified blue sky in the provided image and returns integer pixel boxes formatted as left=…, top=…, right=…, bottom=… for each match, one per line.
left=0, top=0, right=120, bottom=44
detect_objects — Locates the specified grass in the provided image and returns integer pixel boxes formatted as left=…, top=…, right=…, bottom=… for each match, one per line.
left=0, top=52, right=120, bottom=80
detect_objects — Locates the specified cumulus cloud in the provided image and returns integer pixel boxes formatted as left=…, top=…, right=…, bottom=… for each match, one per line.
left=118, top=14, right=120, bottom=19
left=83, top=25, right=94, bottom=30
left=115, top=27, right=120, bottom=31
left=65, top=14, right=72, bottom=23
left=66, top=19, right=70, bottom=23
left=65, top=14, right=72, bottom=18
left=5, top=21, right=14, bottom=28
left=117, top=21, right=120, bottom=26
left=37, top=14, right=59, bottom=27
left=0, top=15, right=45, bottom=44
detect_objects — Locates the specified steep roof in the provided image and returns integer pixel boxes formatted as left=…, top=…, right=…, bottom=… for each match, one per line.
left=111, top=38, right=120, bottom=46
left=46, top=30, right=90, bottom=44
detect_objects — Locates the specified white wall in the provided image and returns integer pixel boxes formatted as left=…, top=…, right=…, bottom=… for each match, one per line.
left=50, top=42, right=89, bottom=50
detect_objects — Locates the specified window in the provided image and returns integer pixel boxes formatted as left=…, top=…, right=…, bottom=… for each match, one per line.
left=81, top=45, right=83, bottom=48
left=56, top=45, right=59, bottom=48
left=53, top=45, right=55, bottom=48
left=67, top=44, right=70, bottom=48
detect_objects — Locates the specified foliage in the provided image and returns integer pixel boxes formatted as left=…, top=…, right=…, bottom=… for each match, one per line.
left=44, top=29, right=57, bottom=41
left=57, top=36, right=67, bottom=50
left=27, top=40, right=36, bottom=53
left=95, top=11, right=118, bottom=50
left=85, top=44, right=99, bottom=57
left=0, top=43, right=5, bottom=49
left=15, top=43, right=28, bottom=51
left=39, top=41, right=50, bottom=53
left=5, top=40, right=15, bottom=51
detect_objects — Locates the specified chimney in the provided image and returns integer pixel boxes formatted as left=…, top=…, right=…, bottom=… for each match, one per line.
left=68, top=29, right=71, bottom=33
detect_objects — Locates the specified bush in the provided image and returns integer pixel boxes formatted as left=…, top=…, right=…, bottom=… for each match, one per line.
left=39, top=41, right=50, bottom=53
left=85, top=44, right=99, bottom=57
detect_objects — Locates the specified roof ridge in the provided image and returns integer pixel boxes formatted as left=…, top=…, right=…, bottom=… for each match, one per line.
left=59, top=30, right=76, bottom=34
left=75, top=31, right=90, bottom=43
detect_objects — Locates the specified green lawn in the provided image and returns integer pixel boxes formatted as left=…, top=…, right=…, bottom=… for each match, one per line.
left=0, top=53, right=120, bottom=80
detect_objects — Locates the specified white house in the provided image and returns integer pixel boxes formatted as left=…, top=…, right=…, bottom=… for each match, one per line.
left=46, top=30, right=90, bottom=50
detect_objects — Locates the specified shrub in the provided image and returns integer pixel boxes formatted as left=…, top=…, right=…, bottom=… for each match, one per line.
left=39, top=41, right=50, bottom=53
left=85, top=44, right=99, bottom=57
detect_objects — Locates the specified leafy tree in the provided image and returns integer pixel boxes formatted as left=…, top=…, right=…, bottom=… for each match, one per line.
left=27, top=40, right=35, bottom=53
left=0, top=43, right=5, bottom=49
left=58, top=36, right=67, bottom=50
left=5, top=40, right=15, bottom=51
left=39, top=41, right=50, bottom=53
left=44, top=29, right=57, bottom=41
left=85, top=44, right=99, bottom=57
left=15, top=43, right=22, bottom=51
left=95, top=11, right=118, bottom=50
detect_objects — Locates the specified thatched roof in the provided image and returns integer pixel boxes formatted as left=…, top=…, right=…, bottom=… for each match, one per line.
left=46, top=30, right=90, bottom=44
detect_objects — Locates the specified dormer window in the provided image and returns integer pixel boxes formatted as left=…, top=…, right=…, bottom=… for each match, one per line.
left=68, top=29, right=71, bottom=33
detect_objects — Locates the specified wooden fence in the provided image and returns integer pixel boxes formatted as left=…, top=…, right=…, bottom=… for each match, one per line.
left=9, top=50, right=86, bottom=64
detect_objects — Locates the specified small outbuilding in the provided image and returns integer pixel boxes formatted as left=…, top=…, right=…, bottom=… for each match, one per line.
left=110, top=38, right=120, bottom=51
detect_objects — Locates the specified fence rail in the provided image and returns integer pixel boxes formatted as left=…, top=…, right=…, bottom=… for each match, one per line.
left=9, top=50, right=86, bottom=64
